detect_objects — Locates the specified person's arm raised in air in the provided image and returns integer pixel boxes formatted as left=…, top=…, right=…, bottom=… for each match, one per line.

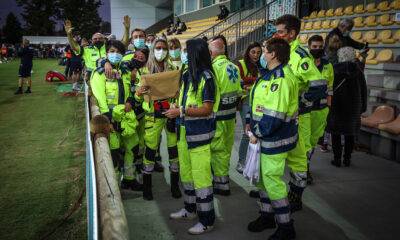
left=64, top=20, right=81, bottom=54
left=121, top=15, right=131, bottom=47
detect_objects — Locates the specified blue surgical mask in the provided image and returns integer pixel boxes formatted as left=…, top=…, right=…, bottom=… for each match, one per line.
left=259, top=54, right=267, bottom=69
left=145, top=42, right=152, bottom=49
left=107, top=52, right=123, bottom=65
left=133, top=38, right=145, bottom=49
left=169, top=48, right=181, bottom=59
left=181, top=51, right=188, bottom=65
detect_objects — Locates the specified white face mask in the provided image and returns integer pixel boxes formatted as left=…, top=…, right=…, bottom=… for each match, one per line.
left=154, top=49, right=167, bottom=61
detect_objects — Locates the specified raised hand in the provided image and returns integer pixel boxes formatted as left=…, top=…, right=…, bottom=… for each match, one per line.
left=123, top=15, right=131, bottom=29
left=64, top=20, right=74, bottom=35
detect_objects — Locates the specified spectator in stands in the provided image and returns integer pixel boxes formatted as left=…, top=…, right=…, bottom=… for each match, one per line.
left=325, top=18, right=367, bottom=64
left=217, top=5, right=230, bottom=21
left=168, top=38, right=182, bottom=69
left=145, top=34, right=156, bottom=49
left=235, top=42, right=262, bottom=174
left=15, top=39, right=34, bottom=94
left=327, top=47, right=367, bottom=167
left=166, top=19, right=176, bottom=36
left=175, top=19, right=187, bottom=35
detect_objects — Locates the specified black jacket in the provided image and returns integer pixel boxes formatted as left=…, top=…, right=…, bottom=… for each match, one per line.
left=327, top=60, right=367, bottom=136
left=325, top=28, right=365, bottom=64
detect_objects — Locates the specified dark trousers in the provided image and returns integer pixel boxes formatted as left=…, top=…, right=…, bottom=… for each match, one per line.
left=332, top=134, right=355, bottom=160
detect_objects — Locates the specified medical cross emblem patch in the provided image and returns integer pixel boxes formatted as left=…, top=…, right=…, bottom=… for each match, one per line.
left=227, top=64, right=239, bottom=83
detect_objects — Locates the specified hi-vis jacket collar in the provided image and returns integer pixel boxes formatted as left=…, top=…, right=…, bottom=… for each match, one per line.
left=258, top=63, right=285, bottom=83
left=290, top=39, right=300, bottom=53
left=212, top=54, right=227, bottom=63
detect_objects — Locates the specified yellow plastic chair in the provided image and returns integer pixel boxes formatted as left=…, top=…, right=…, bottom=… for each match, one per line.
left=309, top=11, right=318, bottom=19
left=313, top=21, right=322, bottom=30
left=322, top=20, right=331, bottom=29
left=390, top=0, right=400, bottom=10
left=351, top=31, right=363, bottom=42
left=363, top=31, right=379, bottom=44
left=330, top=19, right=339, bottom=28
left=378, top=1, right=391, bottom=11
left=301, top=21, right=305, bottom=30
left=326, top=9, right=334, bottom=17
left=317, top=10, right=326, bottom=18
left=394, top=30, right=400, bottom=41
left=378, top=30, right=396, bottom=44
left=366, top=3, right=377, bottom=12
left=364, top=15, right=378, bottom=27
left=354, top=4, right=364, bottom=14
left=376, top=49, right=393, bottom=63
left=366, top=49, right=378, bottom=65
left=320, top=32, right=327, bottom=40
left=344, top=6, right=354, bottom=15
left=305, top=21, right=313, bottom=30
left=354, top=17, right=364, bottom=28
left=379, top=14, right=394, bottom=26
left=334, top=7, right=344, bottom=16
left=299, top=34, right=308, bottom=44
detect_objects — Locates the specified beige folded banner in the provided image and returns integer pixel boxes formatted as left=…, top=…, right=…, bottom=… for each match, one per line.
left=140, top=70, right=180, bottom=102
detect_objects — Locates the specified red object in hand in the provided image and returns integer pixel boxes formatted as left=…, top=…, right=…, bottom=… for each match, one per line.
left=153, top=100, right=170, bottom=112
left=45, top=71, right=67, bottom=82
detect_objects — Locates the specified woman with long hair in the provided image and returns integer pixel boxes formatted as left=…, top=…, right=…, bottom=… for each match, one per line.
left=164, top=38, right=219, bottom=235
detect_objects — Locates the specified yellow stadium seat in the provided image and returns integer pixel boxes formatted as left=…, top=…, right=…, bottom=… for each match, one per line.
left=391, top=0, right=400, bottom=10
left=394, top=30, right=400, bottom=41
left=364, top=16, right=378, bottom=27
left=301, top=21, right=305, bottom=30
left=299, top=34, right=308, bottom=44
left=378, top=1, right=391, bottom=11
left=320, top=32, right=327, bottom=40
left=313, top=21, right=322, bottom=30
left=376, top=49, right=393, bottom=63
left=378, top=30, right=396, bottom=44
left=351, top=31, right=363, bottom=42
left=303, top=16, right=309, bottom=20
left=354, top=4, right=364, bottom=14
left=305, top=21, right=313, bottom=30
left=366, top=3, right=377, bottom=12
left=354, top=17, right=364, bottom=28
left=322, top=20, right=331, bottom=29
left=379, top=14, right=394, bottom=26
left=326, top=9, right=334, bottom=17
left=309, top=11, right=318, bottom=19
left=317, top=10, right=325, bottom=18
left=330, top=19, right=339, bottom=28
left=344, top=6, right=354, bottom=15
left=363, top=31, right=379, bottom=44
left=334, top=7, right=344, bottom=16
left=366, top=49, right=378, bottom=65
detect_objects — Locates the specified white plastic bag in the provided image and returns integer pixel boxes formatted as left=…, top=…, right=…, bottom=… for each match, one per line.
left=243, top=132, right=261, bottom=185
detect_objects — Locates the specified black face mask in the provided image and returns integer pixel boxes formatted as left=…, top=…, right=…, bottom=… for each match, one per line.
left=310, top=49, right=325, bottom=59
left=94, top=41, right=104, bottom=49
left=129, top=58, right=146, bottom=70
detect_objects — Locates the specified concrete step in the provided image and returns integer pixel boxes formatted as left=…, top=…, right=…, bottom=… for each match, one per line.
left=366, top=74, right=400, bottom=90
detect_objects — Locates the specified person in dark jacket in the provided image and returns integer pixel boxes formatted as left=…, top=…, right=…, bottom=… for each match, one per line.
left=327, top=47, right=367, bottom=167
left=325, top=19, right=367, bottom=64
left=217, top=5, right=230, bottom=21
left=15, top=39, right=34, bottom=94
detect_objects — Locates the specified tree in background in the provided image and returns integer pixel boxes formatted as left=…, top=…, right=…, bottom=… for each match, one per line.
left=3, top=13, right=23, bottom=44
left=16, top=0, right=58, bottom=35
left=58, top=0, right=103, bottom=39
left=100, top=21, right=111, bottom=34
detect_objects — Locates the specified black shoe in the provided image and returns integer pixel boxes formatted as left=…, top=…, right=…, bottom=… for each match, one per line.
left=143, top=174, right=153, bottom=200
left=24, top=88, right=31, bottom=94
left=170, top=172, right=182, bottom=199
left=247, top=214, right=276, bottom=232
left=288, top=191, right=302, bottom=213
left=343, top=158, right=351, bottom=167
left=213, top=188, right=231, bottom=196
left=249, top=190, right=260, bottom=198
left=268, top=220, right=296, bottom=240
left=307, top=170, right=313, bottom=185
left=14, top=88, right=22, bottom=94
left=154, top=161, right=164, bottom=172
left=331, top=159, right=341, bottom=167
left=121, top=179, right=143, bottom=191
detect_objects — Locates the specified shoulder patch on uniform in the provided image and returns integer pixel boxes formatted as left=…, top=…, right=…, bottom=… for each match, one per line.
left=226, top=64, right=239, bottom=83
left=94, top=67, right=104, bottom=74
left=301, top=62, right=309, bottom=71
left=295, top=47, right=310, bottom=58
left=270, top=83, right=279, bottom=92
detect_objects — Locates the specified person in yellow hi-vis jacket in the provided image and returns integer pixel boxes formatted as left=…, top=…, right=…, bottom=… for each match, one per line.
left=306, top=35, right=334, bottom=184
left=274, top=15, right=328, bottom=212
left=90, top=40, right=142, bottom=191
left=135, top=37, right=181, bottom=200
left=209, top=38, right=242, bottom=195
left=165, top=38, right=219, bottom=235
left=246, top=38, right=298, bottom=239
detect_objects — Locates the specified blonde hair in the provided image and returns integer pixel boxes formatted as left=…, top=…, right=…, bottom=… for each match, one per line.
left=146, top=38, right=174, bottom=73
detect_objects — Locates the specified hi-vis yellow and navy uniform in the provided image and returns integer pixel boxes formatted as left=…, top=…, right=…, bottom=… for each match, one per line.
left=75, top=44, right=106, bottom=73
left=136, top=62, right=180, bottom=174
left=286, top=39, right=327, bottom=191
left=309, top=58, right=334, bottom=152
left=90, top=65, right=140, bottom=182
left=247, top=64, right=298, bottom=224
left=211, top=55, right=242, bottom=192
left=177, top=69, right=220, bottom=227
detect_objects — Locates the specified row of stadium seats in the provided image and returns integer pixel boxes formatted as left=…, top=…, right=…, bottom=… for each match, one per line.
left=303, top=1, right=400, bottom=19
left=299, top=30, right=400, bottom=44
left=302, top=14, right=398, bottom=31
left=362, top=105, right=400, bottom=135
